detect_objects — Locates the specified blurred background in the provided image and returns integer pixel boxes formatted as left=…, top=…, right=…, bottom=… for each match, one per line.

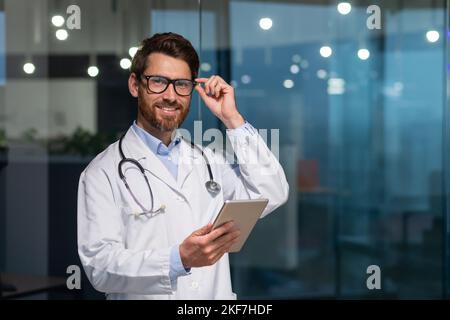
left=0, top=0, right=449, bottom=299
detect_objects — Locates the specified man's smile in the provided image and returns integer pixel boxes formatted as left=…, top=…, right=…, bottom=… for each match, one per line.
left=155, top=105, right=181, bottom=115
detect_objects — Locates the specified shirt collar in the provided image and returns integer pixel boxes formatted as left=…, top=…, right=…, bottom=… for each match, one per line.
left=132, top=121, right=181, bottom=156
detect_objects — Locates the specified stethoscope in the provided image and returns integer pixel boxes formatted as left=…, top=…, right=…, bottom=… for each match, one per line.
left=118, top=134, right=221, bottom=217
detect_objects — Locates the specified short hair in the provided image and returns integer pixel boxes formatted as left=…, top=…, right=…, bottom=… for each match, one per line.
left=130, top=32, right=199, bottom=80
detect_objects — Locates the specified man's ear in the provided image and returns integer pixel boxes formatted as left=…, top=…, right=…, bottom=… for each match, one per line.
left=128, top=73, right=139, bottom=98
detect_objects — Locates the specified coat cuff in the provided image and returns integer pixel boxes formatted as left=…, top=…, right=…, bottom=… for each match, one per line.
left=226, top=121, right=257, bottom=137
left=169, top=245, right=191, bottom=290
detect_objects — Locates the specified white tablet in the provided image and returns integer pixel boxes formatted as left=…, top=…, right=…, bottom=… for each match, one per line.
left=212, top=199, right=269, bottom=252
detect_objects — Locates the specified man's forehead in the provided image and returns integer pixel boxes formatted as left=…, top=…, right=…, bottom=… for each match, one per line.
left=144, top=53, right=191, bottom=78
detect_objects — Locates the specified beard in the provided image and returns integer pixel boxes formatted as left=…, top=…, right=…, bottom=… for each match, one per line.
left=137, top=93, right=190, bottom=132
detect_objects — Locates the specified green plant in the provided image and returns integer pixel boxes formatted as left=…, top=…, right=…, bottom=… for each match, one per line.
left=48, top=127, right=116, bottom=157
left=21, top=128, right=39, bottom=143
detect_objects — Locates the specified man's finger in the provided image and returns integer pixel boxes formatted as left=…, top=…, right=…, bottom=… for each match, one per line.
left=210, top=229, right=240, bottom=252
left=195, top=84, right=215, bottom=100
left=215, top=83, right=228, bottom=98
left=204, top=75, right=216, bottom=95
left=193, top=223, right=213, bottom=236
left=195, top=76, right=227, bottom=84
left=195, top=77, right=210, bottom=83
left=205, top=221, right=237, bottom=242
left=196, top=76, right=220, bottom=96
left=209, top=245, right=229, bottom=264
left=209, top=236, right=239, bottom=263
left=208, top=78, right=220, bottom=96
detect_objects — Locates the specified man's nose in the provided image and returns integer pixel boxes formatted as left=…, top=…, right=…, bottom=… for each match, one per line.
left=162, top=83, right=177, bottom=102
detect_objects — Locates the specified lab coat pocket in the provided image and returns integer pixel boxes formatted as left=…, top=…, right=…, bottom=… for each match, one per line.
left=120, top=203, right=165, bottom=220
left=120, top=204, right=168, bottom=249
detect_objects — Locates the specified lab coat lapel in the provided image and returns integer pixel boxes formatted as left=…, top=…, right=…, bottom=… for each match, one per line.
left=177, top=138, right=197, bottom=190
left=122, top=127, right=180, bottom=194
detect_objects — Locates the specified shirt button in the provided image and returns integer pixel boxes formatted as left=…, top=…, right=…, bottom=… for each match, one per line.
left=191, top=281, right=199, bottom=289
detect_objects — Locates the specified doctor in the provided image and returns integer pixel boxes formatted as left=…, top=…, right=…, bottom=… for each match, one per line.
left=77, top=32, right=289, bottom=300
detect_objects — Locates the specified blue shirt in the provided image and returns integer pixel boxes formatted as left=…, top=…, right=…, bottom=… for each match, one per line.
left=132, top=120, right=255, bottom=289
left=132, top=121, right=181, bottom=179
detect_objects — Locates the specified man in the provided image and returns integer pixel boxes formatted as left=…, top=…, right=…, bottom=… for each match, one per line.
left=77, top=32, right=289, bottom=300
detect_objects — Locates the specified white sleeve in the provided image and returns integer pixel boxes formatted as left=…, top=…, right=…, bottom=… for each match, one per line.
left=220, top=122, right=289, bottom=218
left=77, top=166, right=173, bottom=295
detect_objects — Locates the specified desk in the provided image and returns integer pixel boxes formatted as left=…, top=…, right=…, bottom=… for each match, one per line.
left=0, top=273, right=66, bottom=299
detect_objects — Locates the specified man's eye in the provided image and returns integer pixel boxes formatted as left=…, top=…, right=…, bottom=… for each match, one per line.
left=177, top=81, right=190, bottom=88
left=152, top=78, right=166, bottom=84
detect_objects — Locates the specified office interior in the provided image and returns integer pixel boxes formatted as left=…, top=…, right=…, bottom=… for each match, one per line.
left=0, top=0, right=449, bottom=299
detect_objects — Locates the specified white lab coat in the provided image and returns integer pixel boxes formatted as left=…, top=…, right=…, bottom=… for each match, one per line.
left=77, top=125, right=289, bottom=300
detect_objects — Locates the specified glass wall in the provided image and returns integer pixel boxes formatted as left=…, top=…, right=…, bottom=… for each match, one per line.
left=0, top=0, right=449, bottom=299
left=223, top=0, right=447, bottom=299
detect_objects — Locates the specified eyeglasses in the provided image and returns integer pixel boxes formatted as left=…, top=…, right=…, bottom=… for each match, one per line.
left=141, top=75, right=197, bottom=96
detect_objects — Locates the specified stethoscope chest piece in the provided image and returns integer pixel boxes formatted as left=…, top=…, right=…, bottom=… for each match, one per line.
left=205, top=180, right=221, bottom=195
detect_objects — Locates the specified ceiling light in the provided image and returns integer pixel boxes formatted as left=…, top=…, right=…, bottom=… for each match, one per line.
left=357, top=48, right=370, bottom=60
left=283, top=79, right=294, bottom=89
left=55, top=29, right=68, bottom=41
left=87, top=66, right=99, bottom=77
left=51, top=15, right=65, bottom=27
left=120, top=58, right=132, bottom=70
left=337, top=2, right=352, bottom=15
left=23, top=62, right=35, bottom=74
left=290, top=64, right=300, bottom=74
left=128, top=47, right=138, bottom=58
left=259, top=18, right=273, bottom=30
left=426, top=30, right=440, bottom=43
left=320, top=46, right=333, bottom=58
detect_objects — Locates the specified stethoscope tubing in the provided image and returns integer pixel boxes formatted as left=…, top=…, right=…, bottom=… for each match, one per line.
left=117, top=133, right=221, bottom=215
